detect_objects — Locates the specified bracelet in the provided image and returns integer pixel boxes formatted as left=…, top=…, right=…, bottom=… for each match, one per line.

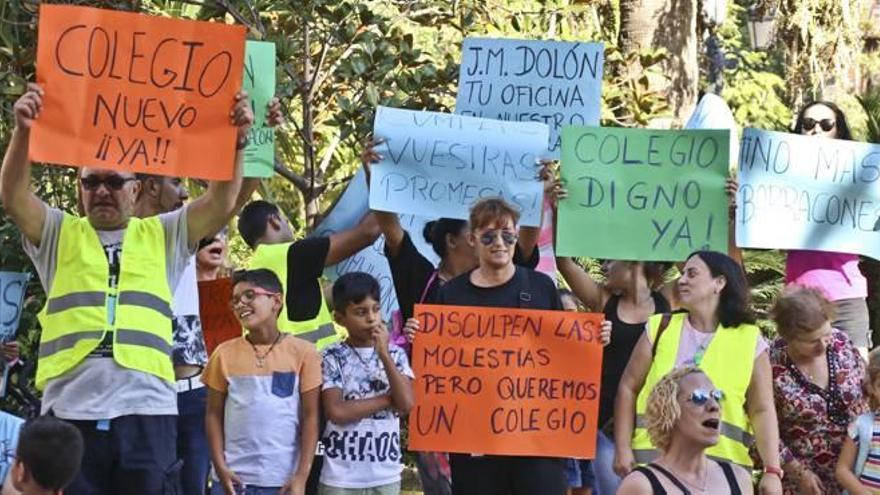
left=763, top=465, right=784, bottom=480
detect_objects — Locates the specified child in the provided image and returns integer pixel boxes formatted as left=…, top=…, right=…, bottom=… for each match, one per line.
left=203, top=269, right=321, bottom=495
left=7, top=416, right=83, bottom=495
left=319, top=272, right=414, bottom=495
left=837, top=348, right=880, bottom=493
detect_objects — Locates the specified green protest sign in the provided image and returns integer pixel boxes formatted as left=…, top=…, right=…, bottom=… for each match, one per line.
left=557, top=126, right=729, bottom=261
left=242, top=40, right=276, bottom=178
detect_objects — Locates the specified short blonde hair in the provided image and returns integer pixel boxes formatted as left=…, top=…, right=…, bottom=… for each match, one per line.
left=645, top=366, right=705, bottom=452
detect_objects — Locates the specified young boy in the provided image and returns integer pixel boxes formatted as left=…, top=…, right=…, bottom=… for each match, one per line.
left=320, top=272, right=414, bottom=495
left=6, top=416, right=83, bottom=495
left=203, top=269, right=321, bottom=495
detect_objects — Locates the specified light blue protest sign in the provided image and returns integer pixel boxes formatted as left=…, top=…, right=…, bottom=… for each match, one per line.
left=0, top=272, right=29, bottom=341
left=455, top=37, right=603, bottom=158
left=314, top=169, right=437, bottom=321
left=737, top=128, right=880, bottom=259
left=369, top=106, right=549, bottom=227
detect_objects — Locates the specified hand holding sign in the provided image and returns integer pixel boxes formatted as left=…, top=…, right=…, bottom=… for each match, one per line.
left=13, top=84, right=45, bottom=131
left=232, top=92, right=255, bottom=144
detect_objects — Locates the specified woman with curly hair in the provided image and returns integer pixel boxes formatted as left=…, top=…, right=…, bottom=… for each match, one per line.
left=618, top=367, right=753, bottom=494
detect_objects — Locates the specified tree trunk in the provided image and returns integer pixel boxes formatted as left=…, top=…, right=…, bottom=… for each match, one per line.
left=619, top=0, right=699, bottom=123
left=301, top=21, right=322, bottom=232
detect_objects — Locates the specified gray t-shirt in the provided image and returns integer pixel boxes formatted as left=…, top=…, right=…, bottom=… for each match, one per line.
left=23, top=204, right=193, bottom=419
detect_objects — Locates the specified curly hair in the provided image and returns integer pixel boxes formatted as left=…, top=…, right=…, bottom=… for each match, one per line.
left=867, top=349, right=880, bottom=410
left=645, top=366, right=706, bottom=452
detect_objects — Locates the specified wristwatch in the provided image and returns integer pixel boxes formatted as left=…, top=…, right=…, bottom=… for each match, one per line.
left=763, top=466, right=784, bottom=480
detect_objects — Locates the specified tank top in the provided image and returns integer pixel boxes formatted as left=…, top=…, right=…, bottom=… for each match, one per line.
left=599, top=292, right=670, bottom=427
left=633, top=460, right=741, bottom=494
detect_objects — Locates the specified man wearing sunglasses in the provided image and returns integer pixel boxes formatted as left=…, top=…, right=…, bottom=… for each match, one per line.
left=0, top=82, right=253, bottom=495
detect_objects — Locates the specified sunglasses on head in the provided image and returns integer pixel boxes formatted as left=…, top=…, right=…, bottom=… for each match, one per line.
left=230, top=288, right=279, bottom=308
left=478, top=229, right=518, bottom=247
left=687, top=388, right=724, bottom=406
left=80, top=175, right=136, bottom=191
left=803, top=117, right=836, bottom=132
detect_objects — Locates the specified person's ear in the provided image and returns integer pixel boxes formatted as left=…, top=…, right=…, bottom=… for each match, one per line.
left=333, top=309, right=345, bottom=325
left=714, top=275, right=727, bottom=295
left=131, top=178, right=143, bottom=198
left=268, top=214, right=283, bottom=233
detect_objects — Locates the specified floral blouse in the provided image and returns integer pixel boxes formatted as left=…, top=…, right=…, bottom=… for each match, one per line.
left=770, top=329, right=868, bottom=495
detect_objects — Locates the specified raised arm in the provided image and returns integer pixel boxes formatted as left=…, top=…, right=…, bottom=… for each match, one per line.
left=186, top=91, right=252, bottom=247
left=613, top=330, right=654, bottom=477
left=0, top=83, right=48, bottom=246
left=556, top=256, right=608, bottom=311
left=518, top=160, right=566, bottom=262
left=232, top=98, right=284, bottom=214
left=325, top=212, right=381, bottom=266
left=726, top=177, right=743, bottom=266
left=360, top=141, right=406, bottom=257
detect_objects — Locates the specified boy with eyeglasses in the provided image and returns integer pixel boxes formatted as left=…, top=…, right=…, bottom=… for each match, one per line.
left=202, top=269, right=321, bottom=495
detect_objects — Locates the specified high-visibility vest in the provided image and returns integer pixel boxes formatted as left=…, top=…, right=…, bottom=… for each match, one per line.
left=36, top=214, right=174, bottom=390
left=632, top=312, right=760, bottom=468
left=249, top=242, right=341, bottom=349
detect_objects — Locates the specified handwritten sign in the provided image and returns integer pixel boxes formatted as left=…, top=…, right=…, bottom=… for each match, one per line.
left=0, top=273, right=29, bottom=342
left=31, top=4, right=246, bottom=180
left=456, top=38, right=603, bottom=158
left=409, top=304, right=603, bottom=458
left=370, top=106, right=549, bottom=227
left=557, top=126, right=729, bottom=261
left=197, top=278, right=241, bottom=355
left=314, top=169, right=437, bottom=321
left=736, top=128, right=880, bottom=258
left=242, top=41, right=276, bottom=178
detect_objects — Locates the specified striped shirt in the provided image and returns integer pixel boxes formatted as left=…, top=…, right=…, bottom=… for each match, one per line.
left=854, top=418, right=880, bottom=489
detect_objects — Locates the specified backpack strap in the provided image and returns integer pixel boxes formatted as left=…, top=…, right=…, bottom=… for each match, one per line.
left=514, top=267, right=532, bottom=309
left=632, top=466, right=668, bottom=495
left=715, top=460, right=741, bottom=495
left=418, top=270, right=440, bottom=304
left=651, top=313, right=674, bottom=358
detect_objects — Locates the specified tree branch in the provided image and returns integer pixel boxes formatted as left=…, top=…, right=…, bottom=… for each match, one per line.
left=274, top=157, right=308, bottom=191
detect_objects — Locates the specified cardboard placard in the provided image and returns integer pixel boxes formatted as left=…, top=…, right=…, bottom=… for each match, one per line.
left=408, top=304, right=603, bottom=458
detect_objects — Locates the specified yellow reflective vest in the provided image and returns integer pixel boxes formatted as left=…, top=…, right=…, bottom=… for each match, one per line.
left=36, top=214, right=174, bottom=390
left=632, top=312, right=760, bottom=468
left=249, top=242, right=341, bottom=349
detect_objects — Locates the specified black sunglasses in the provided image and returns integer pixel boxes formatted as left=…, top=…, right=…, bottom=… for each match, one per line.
left=803, top=118, right=836, bottom=132
left=478, top=229, right=518, bottom=247
left=80, top=175, right=136, bottom=191
left=687, top=388, right=724, bottom=406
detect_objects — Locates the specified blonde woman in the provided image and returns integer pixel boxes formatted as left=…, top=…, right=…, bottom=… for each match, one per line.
left=618, top=368, right=753, bottom=494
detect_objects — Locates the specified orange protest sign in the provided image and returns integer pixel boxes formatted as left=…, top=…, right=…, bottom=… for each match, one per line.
left=409, top=304, right=604, bottom=459
left=198, top=278, right=242, bottom=356
left=31, top=4, right=246, bottom=180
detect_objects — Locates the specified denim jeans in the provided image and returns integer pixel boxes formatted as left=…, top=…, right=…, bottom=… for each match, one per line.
left=209, top=484, right=280, bottom=495
left=592, top=431, right=622, bottom=495
left=178, top=387, right=210, bottom=495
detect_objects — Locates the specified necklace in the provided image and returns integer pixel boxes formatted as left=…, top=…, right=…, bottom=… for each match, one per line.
left=247, top=331, right=283, bottom=368
left=346, top=341, right=376, bottom=368
left=657, top=459, right=709, bottom=492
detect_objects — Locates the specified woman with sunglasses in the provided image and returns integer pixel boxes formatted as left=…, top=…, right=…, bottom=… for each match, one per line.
left=614, top=251, right=782, bottom=495
left=618, top=367, right=754, bottom=494
left=432, top=197, right=610, bottom=495
left=768, top=286, right=868, bottom=494
left=785, top=102, right=872, bottom=359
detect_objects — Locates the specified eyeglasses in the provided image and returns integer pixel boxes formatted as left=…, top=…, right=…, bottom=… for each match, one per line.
left=803, top=118, right=836, bottom=132
left=478, top=229, right=518, bottom=247
left=687, top=388, right=724, bottom=406
left=80, top=175, right=136, bottom=191
left=230, top=288, right=279, bottom=308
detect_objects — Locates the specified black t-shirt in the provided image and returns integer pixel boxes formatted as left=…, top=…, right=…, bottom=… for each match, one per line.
left=386, top=232, right=541, bottom=320
left=598, top=292, right=670, bottom=427
left=435, top=266, right=562, bottom=311
left=285, top=236, right=330, bottom=321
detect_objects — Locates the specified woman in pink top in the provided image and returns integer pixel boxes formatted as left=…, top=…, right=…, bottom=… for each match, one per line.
left=786, top=102, right=870, bottom=354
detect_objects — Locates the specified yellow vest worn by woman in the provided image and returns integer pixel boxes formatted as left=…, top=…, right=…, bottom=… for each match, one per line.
left=632, top=312, right=760, bottom=468
left=249, top=242, right=340, bottom=349
left=36, top=214, right=174, bottom=390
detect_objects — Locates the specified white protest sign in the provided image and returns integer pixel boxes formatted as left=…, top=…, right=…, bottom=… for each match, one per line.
left=369, top=106, right=549, bottom=227
left=455, top=37, right=603, bottom=158
left=736, top=128, right=880, bottom=259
